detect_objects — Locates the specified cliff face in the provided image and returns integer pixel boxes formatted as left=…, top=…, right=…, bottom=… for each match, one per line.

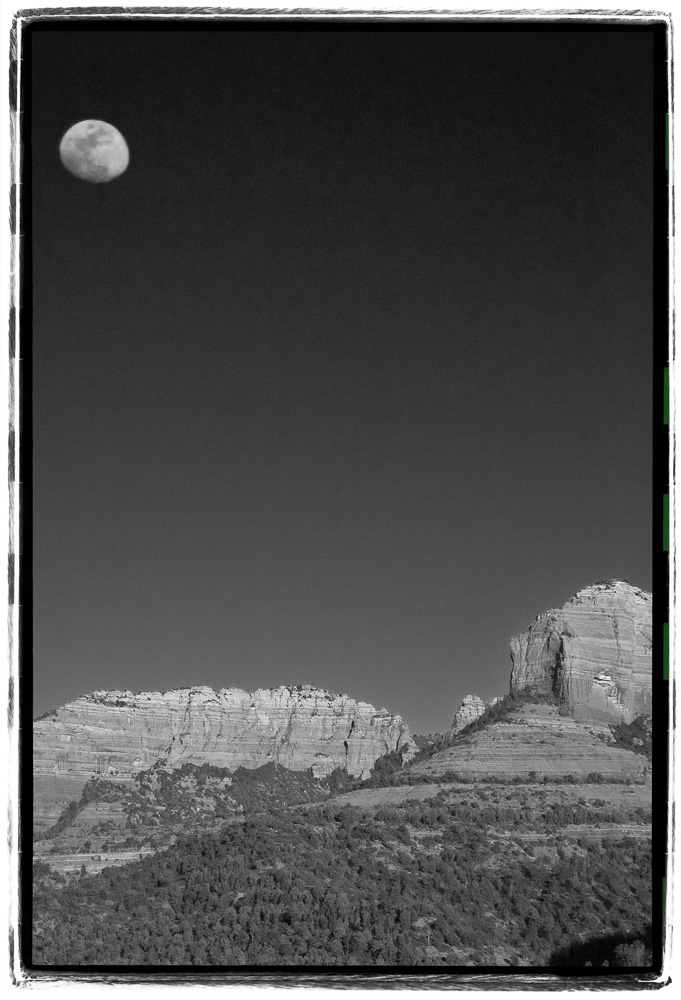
left=34, top=684, right=414, bottom=827
left=509, top=581, right=652, bottom=723
left=446, top=695, right=487, bottom=739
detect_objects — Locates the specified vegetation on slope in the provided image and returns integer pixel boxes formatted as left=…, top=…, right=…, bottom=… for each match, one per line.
left=323, top=691, right=569, bottom=795
left=607, top=717, right=653, bottom=761
left=35, top=762, right=331, bottom=852
left=35, top=686, right=654, bottom=858
left=35, top=778, right=126, bottom=843
left=33, top=791, right=652, bottom=968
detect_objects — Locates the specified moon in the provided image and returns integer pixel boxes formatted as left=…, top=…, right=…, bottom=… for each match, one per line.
left=59, top=120, right=129, bottom=183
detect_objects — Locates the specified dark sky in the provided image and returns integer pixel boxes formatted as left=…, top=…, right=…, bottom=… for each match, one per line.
left=30, top=24, right=654, bottom=735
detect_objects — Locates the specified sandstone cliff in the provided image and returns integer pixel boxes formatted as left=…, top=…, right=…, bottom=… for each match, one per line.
left=446, top=695, right=487, bottom=739
left=509, top=581, right=652, bottom=723
left=34, top=684, right=414, bottom=828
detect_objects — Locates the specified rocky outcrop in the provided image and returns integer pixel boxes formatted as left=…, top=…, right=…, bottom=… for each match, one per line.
left=509, top=581, right=652, bottom=723
left=34, top=685, right=415, bottom=828
left=447, top=695, right=487, bottom=739
left=445, top=695, right=506, bottom=743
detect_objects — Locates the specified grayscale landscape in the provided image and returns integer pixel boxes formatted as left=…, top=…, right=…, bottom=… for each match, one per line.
left=33, top=580, right=653, bottom=966
left=29, top=22, right=657, bottom=971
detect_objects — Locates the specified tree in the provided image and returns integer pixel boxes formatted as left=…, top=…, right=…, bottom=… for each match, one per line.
left=613, top=940, right=651, bottom=967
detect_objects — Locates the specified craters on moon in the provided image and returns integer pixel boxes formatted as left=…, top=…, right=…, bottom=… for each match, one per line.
left=59, top=120, right=129, bottom=183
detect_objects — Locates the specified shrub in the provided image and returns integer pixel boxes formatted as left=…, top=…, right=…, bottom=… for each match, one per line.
left=608, top=716, right=652, bottom=760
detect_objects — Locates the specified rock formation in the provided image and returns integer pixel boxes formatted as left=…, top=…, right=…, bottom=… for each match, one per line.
left=447, top=695, right=487, bottom=739
left=509, top=581, right=652, bottom=723
left=34, top=684, right=414, bottom=829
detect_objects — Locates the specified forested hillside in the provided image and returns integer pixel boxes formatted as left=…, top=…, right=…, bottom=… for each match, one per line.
left=33, top=790, right=652, bottom=967
left=35, top=761, right=331, bottom=860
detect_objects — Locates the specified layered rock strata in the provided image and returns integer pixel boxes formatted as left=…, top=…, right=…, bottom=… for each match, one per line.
left=509, top=581, right=652, bottom=723
left=411, top=704, right=649, bottom=782
left=34, top=684, right=414, bottom=828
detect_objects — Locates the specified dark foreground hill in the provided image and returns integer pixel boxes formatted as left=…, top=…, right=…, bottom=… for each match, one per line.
left=33, top=787, right=652, bottom=967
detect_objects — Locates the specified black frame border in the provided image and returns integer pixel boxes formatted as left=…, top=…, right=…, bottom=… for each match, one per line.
left=12, top=9, right=672, bottom=989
